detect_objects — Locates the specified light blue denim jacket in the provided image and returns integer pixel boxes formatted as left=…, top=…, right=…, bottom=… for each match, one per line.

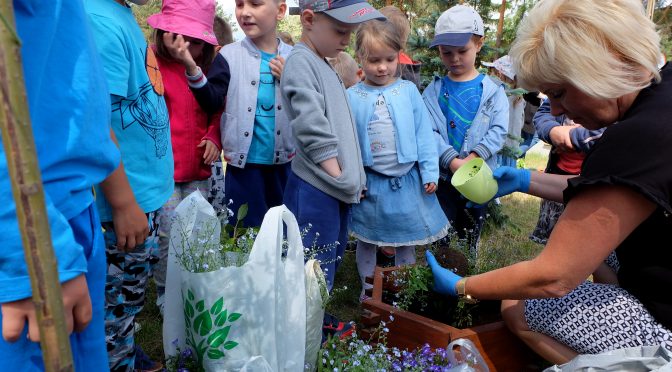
left=219, top=37, right=293, bottom=168
left=348, top=79, right=439, bottom=185
left=422, top=74, right=509, bottom=179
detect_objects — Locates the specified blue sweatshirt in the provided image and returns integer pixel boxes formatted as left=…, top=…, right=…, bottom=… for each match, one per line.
left=533, top=99, right=604, bottom=153
left=0, top=0, right=119, bottom=302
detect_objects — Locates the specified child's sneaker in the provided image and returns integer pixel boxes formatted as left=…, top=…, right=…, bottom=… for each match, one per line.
left=322, top=313, right=355, bottom=343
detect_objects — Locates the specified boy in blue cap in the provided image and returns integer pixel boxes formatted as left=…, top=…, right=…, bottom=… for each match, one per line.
left=422, top=5, right=508, bottom=254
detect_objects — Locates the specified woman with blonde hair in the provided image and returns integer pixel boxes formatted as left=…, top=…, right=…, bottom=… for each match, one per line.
left=427, top=0, right=672, bottom=364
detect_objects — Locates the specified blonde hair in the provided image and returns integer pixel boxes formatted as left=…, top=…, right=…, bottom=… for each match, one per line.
left=509, top=0, right=661, bottom=99
left=328, top=52, right=360, bottom=88
left=355, top=19, right=403, bottom=62
left=379, top=6, right=410, bottom=48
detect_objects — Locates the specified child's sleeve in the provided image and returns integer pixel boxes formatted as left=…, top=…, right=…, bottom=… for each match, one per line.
left=86, top=16, right=130, bottom=98
left=421, top=83, right=459, bottom=171
left=0, top=159, right=87, bottom=303
left=204, top=109, right=223, bottom=150
left=281, top=56, right=338, bottom=164
left=411, top=87, right=439, bottom=184
left=533, top=99, right=563, bottom=143
left=472, top=85, right=508, bottom=161
left=569, top=127, right=605, bottom=153
left=190, top=54, right=230, bottom=115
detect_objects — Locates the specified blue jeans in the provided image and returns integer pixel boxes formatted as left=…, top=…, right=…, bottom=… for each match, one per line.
left=283, top=171, right=349, bottom=291
left=0, top=204, right=109, bottom=371
left=225, top=163, right=291, bottom=228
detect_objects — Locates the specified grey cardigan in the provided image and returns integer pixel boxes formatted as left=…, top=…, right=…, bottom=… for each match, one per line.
left=280, top=43, right=366, bottom=204
left=219, top=37, right=294, bottom=168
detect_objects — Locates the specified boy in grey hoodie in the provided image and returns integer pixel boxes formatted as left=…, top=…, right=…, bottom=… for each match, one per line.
left=280, top=0, right=384, bottom=338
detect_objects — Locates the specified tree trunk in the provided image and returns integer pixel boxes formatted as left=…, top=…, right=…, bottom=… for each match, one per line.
left=495, top=0, right=507, bottom=55
left=0, top=3, right=74, bottom=372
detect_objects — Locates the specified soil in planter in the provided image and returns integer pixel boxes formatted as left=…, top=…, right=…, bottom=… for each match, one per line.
left=386, top=246, right=502, bottom=328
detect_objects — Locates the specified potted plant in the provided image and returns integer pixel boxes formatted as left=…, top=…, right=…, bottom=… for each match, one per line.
left=359, top=235, right=541, bottom=371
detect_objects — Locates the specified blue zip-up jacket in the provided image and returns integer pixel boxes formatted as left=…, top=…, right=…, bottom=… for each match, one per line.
left=533, top=99, right=604, bottom=153
left=219, top=37, right=293, bottom=168
left=348, top=79, right=439, bottom=185
left=422, top=74, right=509, bottom=179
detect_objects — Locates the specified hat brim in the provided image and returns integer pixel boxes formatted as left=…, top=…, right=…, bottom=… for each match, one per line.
left=323, top=3, right=386, bottom=24
left=429, top=33, right=472, bottom=48
left=147, top=13, right=219, bottom=46
left=481, top=61, right=495, bottom=67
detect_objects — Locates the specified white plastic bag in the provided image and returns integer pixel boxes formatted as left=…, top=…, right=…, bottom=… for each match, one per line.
left=163, top=192, right=306, bottom=371
left=544, top=345, right=672, bottom=372
left=447, top=338, right=490, bottom=372
left=304, top=259, right=328, bottom=371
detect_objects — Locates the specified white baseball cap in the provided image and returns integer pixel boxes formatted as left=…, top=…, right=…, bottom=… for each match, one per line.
left=430, top=5, right=484, bottom=48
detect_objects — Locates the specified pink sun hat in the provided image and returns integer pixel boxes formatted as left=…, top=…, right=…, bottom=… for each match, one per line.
left=147, top=0, right=218, bottom=46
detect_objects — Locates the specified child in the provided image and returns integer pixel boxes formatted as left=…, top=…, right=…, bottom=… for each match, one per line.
left=488, top=55, right=527, bottom=168
left=85, top=0, right=174, bottom=370
left=379, top=6, right=422, bottom=89
left=422, top=5, right=508, bottom=253
left=327, top=51, right=363, bottom=89
left=208, top=16, right=236, bottom=211
left=530, top=99, right=604, bottom=245
left=219, top=0, right=293, bottom=228
left=280, top=0, right=384, bottom=337
left=214, top=15, right=234, bottom=48
left=347, top=20, right=449, bottom=301
left=148, top=0, right=230, bottom=314
left=0, top=0, right=119, bottom=369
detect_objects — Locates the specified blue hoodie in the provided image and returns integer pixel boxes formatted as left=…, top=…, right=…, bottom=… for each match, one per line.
left=422, top=74, right=508, bottom=179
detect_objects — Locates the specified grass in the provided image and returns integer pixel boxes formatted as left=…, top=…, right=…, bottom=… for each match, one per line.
left=137, top=150, right=550, bottom=365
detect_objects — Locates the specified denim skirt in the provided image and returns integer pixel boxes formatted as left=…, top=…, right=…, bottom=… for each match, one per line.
left=350, top=166, right=449, bottom=246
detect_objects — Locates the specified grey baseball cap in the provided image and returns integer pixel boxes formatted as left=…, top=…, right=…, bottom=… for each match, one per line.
left=430, top=5, right=484, bottom=48
left=299, top=0, right=386, bottom=24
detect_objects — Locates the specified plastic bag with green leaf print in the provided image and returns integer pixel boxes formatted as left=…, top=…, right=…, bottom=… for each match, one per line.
left=163, top=192, right=307, bottom=371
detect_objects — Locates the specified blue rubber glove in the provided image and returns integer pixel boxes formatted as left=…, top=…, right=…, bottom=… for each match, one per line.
left=425, top=251, right=462, bottom=296
left=493, top=166, right=531, bottom=198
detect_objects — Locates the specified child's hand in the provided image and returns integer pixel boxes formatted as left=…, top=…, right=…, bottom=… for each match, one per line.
left=163, top=32, right=198, bottom=76
left=360, top=186, right=367, bottom=200
left=449, top=157, right=467, bottom=173
left=112, top=200, right=149, bottom=251
left=549, top=124, right=578, bottom=153
left=198, top=139, right=220, bottom=165
left=270, top=56, right=285, bottom=80
left=2, top=274, right=92, bottom=342
left=424, top=182, right=437, bottom=194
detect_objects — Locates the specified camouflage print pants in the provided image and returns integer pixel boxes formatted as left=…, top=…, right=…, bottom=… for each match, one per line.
left=103, top=211, right=160, bottom=372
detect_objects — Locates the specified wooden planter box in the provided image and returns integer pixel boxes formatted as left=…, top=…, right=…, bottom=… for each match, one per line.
left=360, top=266, right=541, bottom=371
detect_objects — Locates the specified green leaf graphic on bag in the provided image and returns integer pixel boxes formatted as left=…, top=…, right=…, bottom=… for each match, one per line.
left=206, top=326, right=231, bottom=348
left=184, top=300, right=195, bottom=318
left=183, top=289, right=243, bottom=367
left=227, top=313, right=241, bottom=322
left=210, top=297, right=223, bottom=315
left=215, top=309, right=228, bottom=327
left=193, top=311, right=212, bottom=336
left=207, top=349, right=226, bottom=360
left=223, top=341, right=238, bottom=350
